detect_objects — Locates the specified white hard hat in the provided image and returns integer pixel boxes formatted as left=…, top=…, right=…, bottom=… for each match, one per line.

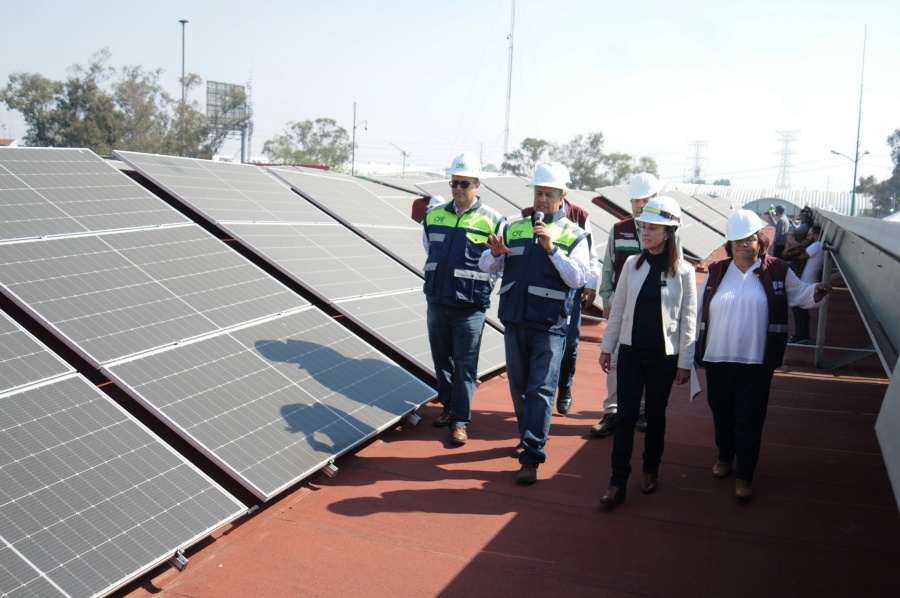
left=629, top=172, right=660, bottom=200
left=447, top=152, right=482, bottom=178
left=427, top=194, right=446, bottom=208
left=725, top=209, right=764, bottom=241
left=635, top=196, right=682, bottom=227
left=527, top=162, right=570, bottom=191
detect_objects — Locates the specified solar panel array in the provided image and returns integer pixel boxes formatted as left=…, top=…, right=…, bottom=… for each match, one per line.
left=595, top=184, right=725, bottom=260
left=1, top=148, right=435, bottom=508
left=662, top=189, right=728, bottom=235
left=0, top=309, right=245, bottom=598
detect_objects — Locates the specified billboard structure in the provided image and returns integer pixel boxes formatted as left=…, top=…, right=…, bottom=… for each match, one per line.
left=206, top=80, right=252, bottom=162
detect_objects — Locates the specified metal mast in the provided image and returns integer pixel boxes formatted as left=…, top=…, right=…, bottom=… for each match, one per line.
left=503, top=0, right=515, bottom=166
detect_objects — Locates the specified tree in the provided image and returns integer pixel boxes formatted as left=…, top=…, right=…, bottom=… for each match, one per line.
left=0, top=72, right=59, bottom=146
left=600, top=152, right=634, bottom=186
left=713, top=179, right=731, bottom=186
left=855, top=128, right=900, bottom=215
left=262, top=118, right=352, bottom=169
left=114, top=65, right=178, bottom=154
left=551, top=133, right=604, bottom=190
left=502, top=137, right=552, bottom=175
left=2, top=48, right=243, bottom=159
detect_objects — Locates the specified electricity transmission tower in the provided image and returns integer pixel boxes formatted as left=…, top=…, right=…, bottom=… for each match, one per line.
left=775, top=130, right=799, bottom=189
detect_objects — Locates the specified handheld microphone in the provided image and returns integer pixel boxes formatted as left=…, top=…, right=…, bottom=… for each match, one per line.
left=533, top=211, right=544, bottom=245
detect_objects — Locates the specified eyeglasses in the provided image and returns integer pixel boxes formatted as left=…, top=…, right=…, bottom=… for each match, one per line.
left=449, top=180, right=473, bottom=189
left=733, top=234, right=758, bottom=246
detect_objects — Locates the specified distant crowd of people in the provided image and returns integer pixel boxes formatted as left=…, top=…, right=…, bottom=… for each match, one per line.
left=422, top=152, right=831, bottom=507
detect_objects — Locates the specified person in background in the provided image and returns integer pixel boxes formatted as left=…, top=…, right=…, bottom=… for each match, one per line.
left=696, top=210, right=831, bottom=500
left=598, top=196, right=696, bottom=508
left=480, top=163, right=590, bottom=484
left=789, top=225, right=825, bottom=343
left=769, top=205, right=791, bottom=259
left=422, top=152, right=504, bottom=445
left=593, top=173, right=665, bottom=438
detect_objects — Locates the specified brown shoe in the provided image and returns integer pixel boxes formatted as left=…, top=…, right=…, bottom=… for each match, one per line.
left=433, top=409, right=451, bottom=427
left=640, top=472, right=658, bottom=494
left=712, top=460, right=732, bottom=478
left=515, top=463, right=538, bottom=484
left=450, top=425, right=468, bottom=445
left=600, top=486, right=626, bottom=508
left=735, top=478, right=753, bottom=500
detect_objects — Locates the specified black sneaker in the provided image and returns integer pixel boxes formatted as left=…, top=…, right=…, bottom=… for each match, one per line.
left=432, top=409, right=451, bottom=427
left=590, top=412, right=616, bottom=437
left=556, top=388, right=573, bottom=415
left=635, top=413, right=647, bottom=433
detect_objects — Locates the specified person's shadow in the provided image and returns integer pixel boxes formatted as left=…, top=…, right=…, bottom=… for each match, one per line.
left=255, top=337, right=434, bottom=455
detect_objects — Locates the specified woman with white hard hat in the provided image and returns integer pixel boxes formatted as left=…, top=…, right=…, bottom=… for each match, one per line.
left=598, top=196, right=697, bottom=508
left=695, top=209, right=831, bottom=500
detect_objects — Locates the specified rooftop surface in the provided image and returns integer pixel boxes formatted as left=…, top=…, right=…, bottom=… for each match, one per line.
left=116, top=276, right=899, bottom=598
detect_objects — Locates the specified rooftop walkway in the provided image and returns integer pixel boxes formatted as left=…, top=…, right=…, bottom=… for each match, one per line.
left=117, top=277, right=898, bottom=598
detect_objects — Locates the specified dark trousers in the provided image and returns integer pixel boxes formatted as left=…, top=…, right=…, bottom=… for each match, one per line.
left=705, top=362, right=775, bottom=481
left=792, top=305, right=810, bottom=339
left=773, top=244, right=786, bottom=259
left=609, top=344, right=678, bottom=487
left=557, top=288, right=583, bottom=391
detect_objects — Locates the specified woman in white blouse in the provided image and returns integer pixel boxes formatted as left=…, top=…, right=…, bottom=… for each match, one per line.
left=598, top=197, right=696, bottom=508
left=695, top=210, right=831, bottom=500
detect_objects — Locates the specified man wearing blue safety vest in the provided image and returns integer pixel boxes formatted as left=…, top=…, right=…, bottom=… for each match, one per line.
left=480, top=163, right=591, bottom=484
left=423, top=152, right=505, bottom=445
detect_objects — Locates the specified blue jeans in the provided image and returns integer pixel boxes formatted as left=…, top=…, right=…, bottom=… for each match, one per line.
left=426, top=303, right=486, bottom=428
left=557, top=288, right=582, bottom=391
left=504, top=323, right=566, bottom=465
left=609, top=344, right=678, bottom=487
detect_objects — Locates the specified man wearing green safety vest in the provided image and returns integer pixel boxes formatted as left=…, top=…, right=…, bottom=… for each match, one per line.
left=423, top=152, right=505, bottom=445
left=480, top=163, right=590, bottom=484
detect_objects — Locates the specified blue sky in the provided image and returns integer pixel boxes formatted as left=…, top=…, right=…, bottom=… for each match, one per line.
left=2, top=0, right=898, bottom=190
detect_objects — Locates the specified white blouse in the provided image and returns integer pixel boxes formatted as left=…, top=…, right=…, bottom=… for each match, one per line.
left=700, top=259, right=821, bottom=364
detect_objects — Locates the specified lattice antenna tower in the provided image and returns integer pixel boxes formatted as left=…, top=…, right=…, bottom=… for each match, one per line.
left=684, top=141, right=708, bottom=183
left=775, top=130, right=799, bottom=189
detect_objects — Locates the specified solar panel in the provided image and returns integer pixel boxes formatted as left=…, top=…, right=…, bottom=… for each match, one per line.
left=114, top=151, right=327, bottom=223
left=335, top=290, right=506, bottom=377
left=269, top=167, right=419, bottom=228
left=0, top=310, right=72, bottom=394
left=0, top=314, right=244, bottom=598
left=0, top=148, right=190, bottom=241
left=663, top=189, right=729, bottom=235
left=117, top=152, right=504, bottom=378
left=220, top=222, right=423, bottom=301
left=0, top=225, right=307, bottom=365
left=105, top=308, right=436, bottom=500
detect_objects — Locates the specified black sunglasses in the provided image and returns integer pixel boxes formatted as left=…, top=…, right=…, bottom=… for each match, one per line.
left=449, top=180, right=473, bottom=189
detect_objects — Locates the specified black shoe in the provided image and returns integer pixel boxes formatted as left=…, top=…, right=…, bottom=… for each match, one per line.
left=600, top=486, right=626, bottom=508
left=590, top=413, right=616, bottom=437
left=788, top=335, right=810, bottom=344
left=634, top=413, right=647, bottom=433
left=556, top=388, right=573, bottom=415
left=640, top=472, right=658, bottom=494
left=516, top=463, right=538, bottom=485
left=432, top=409, right=451, bottom=427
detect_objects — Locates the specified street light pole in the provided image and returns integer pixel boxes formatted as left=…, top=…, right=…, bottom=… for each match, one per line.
left=179, top=19, right=188, bottom=156
left=850, top=25, right=867, bottom=218
left=351, top=102, right=367, bottom=177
